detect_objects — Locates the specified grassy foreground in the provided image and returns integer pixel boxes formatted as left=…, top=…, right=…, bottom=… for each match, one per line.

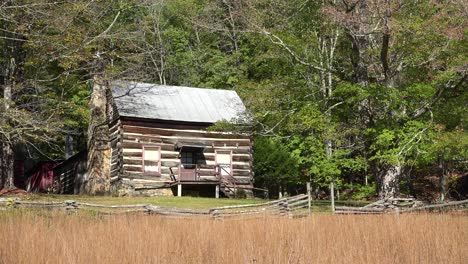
left=0, top=211, right=466, bottom=264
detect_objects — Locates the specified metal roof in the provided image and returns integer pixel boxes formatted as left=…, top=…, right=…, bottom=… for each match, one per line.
left=110, top=81, right=247, bottom=124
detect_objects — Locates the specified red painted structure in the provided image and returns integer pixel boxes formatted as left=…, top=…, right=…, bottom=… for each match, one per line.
left=26, top=161, right=60, bottom=193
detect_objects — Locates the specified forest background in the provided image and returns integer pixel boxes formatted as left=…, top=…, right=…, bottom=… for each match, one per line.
left=0, top=0, right=466, bottom=201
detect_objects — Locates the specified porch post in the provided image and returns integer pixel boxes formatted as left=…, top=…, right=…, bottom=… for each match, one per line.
left=215, top=185, right=220, bottom=199
left=177, top=183, right=182, bottom=197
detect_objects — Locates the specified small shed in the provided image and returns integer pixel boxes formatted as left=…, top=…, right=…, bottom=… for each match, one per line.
left=26, top=161, right=60, bottom=193
left=88, top=80, right=257, bottom=197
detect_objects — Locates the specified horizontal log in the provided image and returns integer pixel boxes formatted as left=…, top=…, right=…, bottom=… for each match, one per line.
left=110, top=160, right=120, bottom=168
left=15, top=201, right=65, bottom=206
left=123, top=159, right=142, bottom=166
left=111, top=162, right=120, bottom=171
left=123, top=132, right=252, bottom=147
left=210, top=194, right=307, bottom=211
left=289, top=199, right=309, bottom=208
left=120, top=173, right=172, bottom=181
left=110, top=170, right=119, bottom=178
left=97, top=209, right=148, bottom=215
left=145, top=205, right=210, bottom=215
left=123, top=135, right=250, bottom=147
left=232, top=164, right=251, bottom=170
left=161, top=160, right=180, bottom=167
left=400, top=199, right=468, bottom=213
left=233, top=170, right=252, bottom=177
left=216, top=208, right=276, bottom=215
left=335, top=206, right=384, bottom=213
left=123, top=134, right=163, bottom=143
left=212, top=148, right=252, bottom=154
left=123, top=165, right=142, bottom=172
left=123, top=125, right=250, bottom=139
left=133, top=184, right=169, bottom=190
left=122, top=151, right=143, bottom=157
left=76, top=203, right=148, bottom=209
left=122, top=141, right=175, bottom=151
left=121, top=181, right=169, bottom=188
left=109, top=121, right=121, bottom=133
left=146, top=211, right=210, bottom=217
left=162, top=152, right=180, bottom=159
left=124, top=165, right=178, bottom=177
left=335, top=211, right=383, bottom=215
left=123, top=133, right=251, bottom=147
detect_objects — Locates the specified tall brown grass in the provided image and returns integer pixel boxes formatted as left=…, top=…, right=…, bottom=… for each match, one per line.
left=0, top=211, right=466, bottom=264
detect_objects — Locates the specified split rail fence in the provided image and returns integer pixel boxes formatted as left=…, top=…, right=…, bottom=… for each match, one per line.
left=0, top=194, right=311, bottom=219
left=1, top=195, right=467, bottom=218
left=335, top=197, right=468, bottom=214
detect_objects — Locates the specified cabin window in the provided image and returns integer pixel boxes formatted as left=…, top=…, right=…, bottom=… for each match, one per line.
left=142, top=146, right=161, bottom=176
left=180, top=152, right=193, bottom=165
left=215, top=150, right=232, bottom=176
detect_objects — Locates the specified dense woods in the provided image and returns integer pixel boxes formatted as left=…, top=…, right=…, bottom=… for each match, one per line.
left=0, top=0, right=466, bottom=200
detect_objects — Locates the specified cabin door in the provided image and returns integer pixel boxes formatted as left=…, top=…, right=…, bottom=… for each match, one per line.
left=215, top=151, right=232, bottom=177
left=179, top=147, right=204, bottom=181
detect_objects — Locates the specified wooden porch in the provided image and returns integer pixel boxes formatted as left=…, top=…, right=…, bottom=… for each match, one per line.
left=168, top=163, right=234, bottom=198
left=168, top=164, right=265, bottom=198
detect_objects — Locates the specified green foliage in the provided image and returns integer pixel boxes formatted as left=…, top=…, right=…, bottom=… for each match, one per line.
left=253, top=137, right=299, bottom=189
left=351, top=184, right=377, bottom=200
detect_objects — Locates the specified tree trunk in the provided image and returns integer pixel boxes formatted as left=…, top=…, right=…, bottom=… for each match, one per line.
left=84, top=76, right=111, bottom=195
left=439, top=160, right=448, bottom=202
left=379, top=164, right=401, bottom=199
left=1, top=143, right=15, bottom=190
left=65, top=135, right=74, bottom=159
left=1, top=73, right=15, bottom=190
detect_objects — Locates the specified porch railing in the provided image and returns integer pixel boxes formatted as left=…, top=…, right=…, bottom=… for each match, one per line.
left=178, top=163, right=200, bottom=182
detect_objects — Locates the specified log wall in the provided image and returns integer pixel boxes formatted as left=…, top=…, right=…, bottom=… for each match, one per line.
left=117, top=120, right=254, bottom=189
left=109, top=119, right=123, bottom=181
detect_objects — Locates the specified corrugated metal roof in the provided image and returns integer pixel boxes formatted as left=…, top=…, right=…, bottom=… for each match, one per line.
left=110, top=81, right=247, bottom=123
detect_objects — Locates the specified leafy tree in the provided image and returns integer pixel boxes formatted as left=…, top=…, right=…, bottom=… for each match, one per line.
left=253, top=137, right=299, bottom=196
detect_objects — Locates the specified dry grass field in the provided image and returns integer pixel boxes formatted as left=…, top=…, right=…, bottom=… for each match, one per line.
left=0, top=211, right=466, bottom=264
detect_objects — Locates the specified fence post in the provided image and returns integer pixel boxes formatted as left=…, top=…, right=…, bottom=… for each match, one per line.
left=330, top=181, right=335, bottom=214
left=307, top=182, right=311, bottom=215
left=210, top=209, right=221, bottom=221
left=64, top=200, right=77, bottom=213
left=279, top=200, right=291, bottom=218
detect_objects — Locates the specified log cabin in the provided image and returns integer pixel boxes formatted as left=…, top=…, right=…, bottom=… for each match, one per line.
left=100, top=80, right=255, bottom=197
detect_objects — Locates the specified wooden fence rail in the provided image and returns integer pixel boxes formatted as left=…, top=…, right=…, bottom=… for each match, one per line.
left=335, top=199, right=468, bottom=214
left=2, top=196, right=466, bottom=218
